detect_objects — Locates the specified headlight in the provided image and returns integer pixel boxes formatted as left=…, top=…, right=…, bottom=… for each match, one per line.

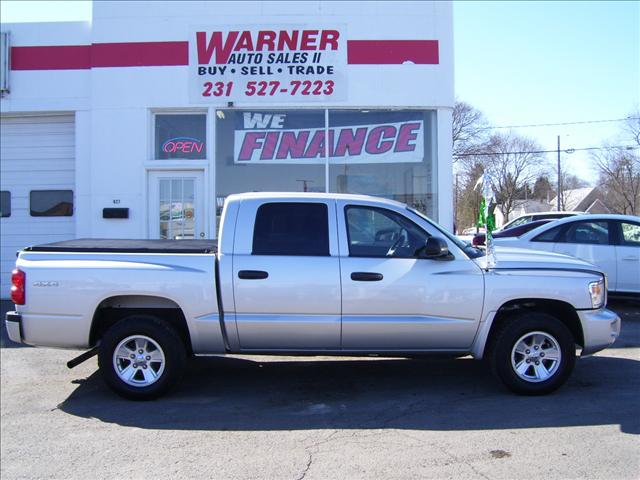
left=589, top=279, right=605, bottom=309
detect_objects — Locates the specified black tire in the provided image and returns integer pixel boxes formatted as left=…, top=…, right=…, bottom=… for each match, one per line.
left=489, top=312, right=576, bottom=395
left=98, top=315, right=187, bottom=400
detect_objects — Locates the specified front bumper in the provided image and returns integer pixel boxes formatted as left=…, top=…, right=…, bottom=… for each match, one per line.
left=579, top=307, right=621, bottom=356
left=5, top=311, right=23, bottom=344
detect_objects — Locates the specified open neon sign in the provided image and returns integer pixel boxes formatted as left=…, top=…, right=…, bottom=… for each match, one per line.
left=162, top=137, right=205, bottom=154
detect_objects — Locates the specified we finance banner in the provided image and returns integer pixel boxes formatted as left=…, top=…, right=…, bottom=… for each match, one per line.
left=190, top=25, right=347, bottom=103
left=233, top=111, right=425, bottom=164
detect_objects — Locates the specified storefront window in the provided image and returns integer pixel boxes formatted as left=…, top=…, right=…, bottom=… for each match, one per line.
left=215, top=109, right=326, bottom=218
left=214, top=109, right=437, bottom=222
left=155, top=114, right=207, bottom=160
left=329, top=110, right=436, bottom=218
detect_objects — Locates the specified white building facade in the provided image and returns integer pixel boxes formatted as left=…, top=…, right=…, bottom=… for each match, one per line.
left=0, top=1, right=454, bottom=296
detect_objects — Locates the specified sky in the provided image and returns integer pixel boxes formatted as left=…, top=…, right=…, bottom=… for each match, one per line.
left=1, top=0, right=639, bottom=185
left=454, top=1, right=639, bottom=184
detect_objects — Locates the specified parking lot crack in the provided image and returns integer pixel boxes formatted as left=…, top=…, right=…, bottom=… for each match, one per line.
left=294, top=430, right=339, bottom=480
left=295, top=452, right=313, bottom=480
left=296, top=451, right=313, bottom=480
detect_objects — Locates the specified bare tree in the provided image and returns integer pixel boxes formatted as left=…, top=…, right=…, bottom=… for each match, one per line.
left=482, top=133, right=546, bottom=222
left=623, top=109, right=640, bottom=146
left=592, top=113, right=640, bottom=215
left=452, top=101, right=489, bottom=162
left=452, top=100, right=490, bottom=230
left=455, top=161, right=485, bottom=232
left=593, top=146, right=640, bottom=215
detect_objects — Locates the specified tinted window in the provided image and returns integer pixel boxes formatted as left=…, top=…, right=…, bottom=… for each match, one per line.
left=560, top=221, right=609, bottom=245
left=346, top=206, right=429, bottom=258
left=0, top=191, right=10, bottom=217
left=155, top=114, right=206, bottom=160
left=533, top=225, right=563, bottom=242
left=253, top=203, right=329, bottom=256
left=30, top=190, right=73, bottom=217
left=620, top=222, right=640, bottom=247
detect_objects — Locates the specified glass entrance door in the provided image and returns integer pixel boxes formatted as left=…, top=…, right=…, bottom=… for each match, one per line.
left=148, top=171, right=205, bottom=239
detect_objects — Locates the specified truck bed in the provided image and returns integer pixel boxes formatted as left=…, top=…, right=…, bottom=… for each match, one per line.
left=23, top=239, right=218, bottom=254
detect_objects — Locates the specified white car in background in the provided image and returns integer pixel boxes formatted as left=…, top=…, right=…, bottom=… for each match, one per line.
left=493, top=214, right=640, bottom=295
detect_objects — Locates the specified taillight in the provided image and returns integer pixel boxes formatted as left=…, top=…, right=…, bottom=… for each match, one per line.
left=10, top=269, right=25, bottom=305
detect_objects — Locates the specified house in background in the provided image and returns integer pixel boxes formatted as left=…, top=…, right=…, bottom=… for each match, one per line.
left=550, top=187, right=611, bottom=214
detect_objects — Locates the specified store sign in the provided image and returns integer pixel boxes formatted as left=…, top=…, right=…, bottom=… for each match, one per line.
left=162, top=137, right=205, bottom=154
left=155, top=114, right=207, bottom=160
left=233, top=112, right=424, bottom=164
left=189, top=25, right=347, bottom=103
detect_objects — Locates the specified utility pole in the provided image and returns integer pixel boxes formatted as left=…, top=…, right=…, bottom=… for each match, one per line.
left=296, top=179, right=313, bottom=192
left=557, top=135, right=561, bottom=211
left=454, top=173, right=458, bottom=233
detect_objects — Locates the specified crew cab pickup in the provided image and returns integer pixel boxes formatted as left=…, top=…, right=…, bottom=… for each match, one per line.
left=6, top=193, right=621, bottom=399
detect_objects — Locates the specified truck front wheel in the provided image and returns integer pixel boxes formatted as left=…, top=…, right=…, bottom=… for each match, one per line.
left=98, top=315, right=187, bottom=400
left=489, top=313, right=576, bottom=395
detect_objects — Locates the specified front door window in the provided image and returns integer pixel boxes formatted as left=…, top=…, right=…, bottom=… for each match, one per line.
left=148, top=171, right=205, bottom=239
left=159, top=178, right=196, bottom=239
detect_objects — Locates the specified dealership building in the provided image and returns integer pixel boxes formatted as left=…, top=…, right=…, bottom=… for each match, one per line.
left=0, top=0, right=454, bottom=296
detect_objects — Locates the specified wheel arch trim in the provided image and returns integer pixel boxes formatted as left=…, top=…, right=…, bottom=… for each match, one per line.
left=471, top=298, right=584, bottom=359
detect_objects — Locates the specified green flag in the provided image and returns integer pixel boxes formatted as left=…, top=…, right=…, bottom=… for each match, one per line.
left=477, top=197, right=496, bottom=234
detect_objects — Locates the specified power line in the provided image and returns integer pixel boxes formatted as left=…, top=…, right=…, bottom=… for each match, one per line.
left=478, top=117, right=638, bottom=130
left=453, top=144, right=638, bottom=158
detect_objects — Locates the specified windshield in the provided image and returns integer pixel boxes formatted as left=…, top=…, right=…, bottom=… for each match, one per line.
left=501, top=216, right=529, bottom=230
left=406, top=207, right=486, bottom=259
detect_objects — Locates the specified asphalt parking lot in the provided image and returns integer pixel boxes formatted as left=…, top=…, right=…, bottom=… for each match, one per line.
left=1, top=299, right=639, bottom=479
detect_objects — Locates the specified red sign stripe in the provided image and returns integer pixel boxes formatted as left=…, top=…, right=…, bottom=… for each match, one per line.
left=92, top=41, right=188, bottom=67
left=11, top=45, right=91, bottom=70
left=347, top=40, right=439, bottom=64
left=10, top=39, right=439, bottom=70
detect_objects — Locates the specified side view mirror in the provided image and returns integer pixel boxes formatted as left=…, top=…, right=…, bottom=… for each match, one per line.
left=421, top=236, right=450, bottom=259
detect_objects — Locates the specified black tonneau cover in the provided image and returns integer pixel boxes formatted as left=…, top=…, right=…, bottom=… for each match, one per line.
left=23, top=239, right=218, bottom=254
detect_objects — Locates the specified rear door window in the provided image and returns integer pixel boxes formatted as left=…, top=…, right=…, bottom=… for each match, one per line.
left=252, top=202, right=329, bottom=256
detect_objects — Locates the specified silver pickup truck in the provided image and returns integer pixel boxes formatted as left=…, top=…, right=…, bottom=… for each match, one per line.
left=6, top=192, right=620, bottom=399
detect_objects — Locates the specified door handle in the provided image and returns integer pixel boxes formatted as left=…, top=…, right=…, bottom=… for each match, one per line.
left=238, top=270, right=269, bottom=280
left=351, top=272, right=383, bottom=281
left=622, top=256, right=639, bottom=261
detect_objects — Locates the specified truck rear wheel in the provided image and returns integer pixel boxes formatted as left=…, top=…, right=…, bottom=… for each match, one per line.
left=98, top=315, right=187, bottom=400
left=489, top=312, right=576, bottom=395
